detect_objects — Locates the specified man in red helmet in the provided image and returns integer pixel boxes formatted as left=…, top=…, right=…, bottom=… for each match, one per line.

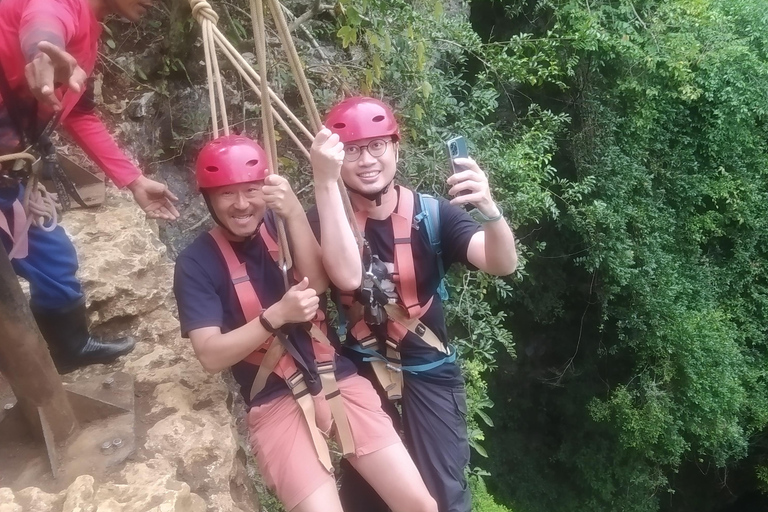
left=309, top=97, right=518, bottom=512
left=0, top=0, right=179, bottom=372
left=173, top=133, right=438, bottom=512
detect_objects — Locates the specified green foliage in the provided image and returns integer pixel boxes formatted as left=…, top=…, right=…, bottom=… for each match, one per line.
left=470, top=473, right=515, bottom=512
left=315, top=0, right=768, bottom=510
left=158, top=0, right=768, bottom=510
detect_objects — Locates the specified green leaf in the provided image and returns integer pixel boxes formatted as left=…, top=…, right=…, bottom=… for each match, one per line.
left=337, top=25, right=357, bottom=48
left=476, top=409, right=495, bottom=427
left=421, top=80, right=432, bottom=99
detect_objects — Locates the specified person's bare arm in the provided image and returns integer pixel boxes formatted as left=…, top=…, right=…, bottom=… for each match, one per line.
left=311, top=127, right=362, bottom=291
left=189, top=277, right=319, bottom=373
left=448, top=158, right=517, bottom=275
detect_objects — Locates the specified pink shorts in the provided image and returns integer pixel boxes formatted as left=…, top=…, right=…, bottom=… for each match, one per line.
left=247, top=373, right=401, bottom=511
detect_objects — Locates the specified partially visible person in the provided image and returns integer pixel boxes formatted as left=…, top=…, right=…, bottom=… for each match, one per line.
left=0, top=0, right=180, bottom=371
left=309, top=96, right=517, bottom=512
left=173, top=134, right=437, bottom=512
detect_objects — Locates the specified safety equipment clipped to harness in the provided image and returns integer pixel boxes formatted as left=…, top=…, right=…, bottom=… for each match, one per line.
left=340, top=185, right=457, bottom=401
left=208, top=225, right=356, bottom=470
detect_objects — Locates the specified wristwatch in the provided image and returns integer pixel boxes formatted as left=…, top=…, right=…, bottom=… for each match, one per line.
left=469, top=205, right=504, bottom=224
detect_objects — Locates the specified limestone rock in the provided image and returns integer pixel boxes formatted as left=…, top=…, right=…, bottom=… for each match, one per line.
left=2, top=191, right=257, bottom=512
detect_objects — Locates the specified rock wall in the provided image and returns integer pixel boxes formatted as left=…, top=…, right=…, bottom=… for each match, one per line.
left=0, top=191, right=258, bottom=512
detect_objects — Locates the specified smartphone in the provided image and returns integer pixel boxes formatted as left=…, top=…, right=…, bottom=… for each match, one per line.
left=445, top=136, right=469, bottom=174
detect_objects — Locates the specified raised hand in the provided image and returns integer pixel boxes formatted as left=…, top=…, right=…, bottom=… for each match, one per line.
left=446, top=157, right=501, bottom=218
left=262, top=174, right=302, bottom=218
left=266, top=277, right=320, bottom=327
left=24, top=41, right=87, bottom=111
left=310, top=126, right=345, bottom=184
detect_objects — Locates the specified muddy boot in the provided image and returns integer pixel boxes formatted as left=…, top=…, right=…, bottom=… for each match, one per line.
left=31, top=301, right=136, bottom=373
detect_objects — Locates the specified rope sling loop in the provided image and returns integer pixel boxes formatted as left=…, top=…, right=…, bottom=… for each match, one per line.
left=1, top=151, right=59, bottom=260
left=188, top=0, right=363, bottom=249
left=190, top=0, right=312, bottom=160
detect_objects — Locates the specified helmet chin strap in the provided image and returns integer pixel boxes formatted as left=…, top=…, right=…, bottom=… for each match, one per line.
left=202, top=192, right=260, bottom=240
left=347, top=180, right=393, bottom=207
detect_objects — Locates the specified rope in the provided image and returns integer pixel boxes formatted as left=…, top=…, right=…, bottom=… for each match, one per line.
left=2, top=153, right=58, bottom=260
left=188, top=0, right=363, bottom=256
left=190, top=0, right=310, bottom=149
left=251, top=0, right=293, bottom=287
left=264, top=0, right=362, bottom=248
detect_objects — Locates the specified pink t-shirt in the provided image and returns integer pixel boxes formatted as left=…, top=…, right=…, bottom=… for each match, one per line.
left=0, top=0, right=141, bottom=188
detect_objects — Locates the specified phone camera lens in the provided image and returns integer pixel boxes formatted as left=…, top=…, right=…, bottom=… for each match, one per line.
left=450, top=142, right=458, bottom=157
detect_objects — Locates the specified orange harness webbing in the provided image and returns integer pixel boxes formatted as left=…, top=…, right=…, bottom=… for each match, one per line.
left=208, top=225, right=355, bottom=466
left=0, top=200, right=28, bottom=259
left=341, top=186, right=449, bottom=400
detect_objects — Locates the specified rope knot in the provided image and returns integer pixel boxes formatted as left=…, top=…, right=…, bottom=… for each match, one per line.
left=190, top=0, right=219, bottom=25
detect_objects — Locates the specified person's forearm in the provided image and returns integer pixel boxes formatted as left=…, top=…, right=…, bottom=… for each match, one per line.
left=481, top=217, right=518, bottom=275
left=193, top=318, right=271, bottom=373
left=283, top=212, right=330, bottom=293
left=315, top=181, right=362, bottom=291
left=19, top=11, right=66, bottom=62
left=62, top=111, right=142, bottom=187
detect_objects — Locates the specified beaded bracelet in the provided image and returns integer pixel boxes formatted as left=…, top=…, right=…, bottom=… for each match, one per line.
left=470, top=205, right=504, bottom=223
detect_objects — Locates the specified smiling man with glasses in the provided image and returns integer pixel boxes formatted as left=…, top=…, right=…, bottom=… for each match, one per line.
left=307, top=96, right=518, bottom=512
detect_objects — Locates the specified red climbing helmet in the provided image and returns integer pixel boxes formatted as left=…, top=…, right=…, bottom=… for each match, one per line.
left=325, top=97, right=400, bottom=143
left=195, top=135, right=270, bottom=190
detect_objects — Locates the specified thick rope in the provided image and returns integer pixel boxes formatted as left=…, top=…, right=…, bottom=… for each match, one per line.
left=191, top=0, right=310, bottom=148
left=265, top=0, right=363, bottom=248
left=2, top=154, right=58, bottom=260
left=251, top=0, right=293, bottom=287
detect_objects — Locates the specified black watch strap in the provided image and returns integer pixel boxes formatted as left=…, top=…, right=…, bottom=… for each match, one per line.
left=259, top=312, right=278, bottom=334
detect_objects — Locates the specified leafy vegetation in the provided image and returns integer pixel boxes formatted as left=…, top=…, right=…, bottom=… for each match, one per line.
left=109, top=0, right=768, bottom=510
left=317, top=0, right=768, bottom=511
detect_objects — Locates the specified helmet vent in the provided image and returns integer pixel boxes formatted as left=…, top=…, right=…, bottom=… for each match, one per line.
left=333, top=122, right=346, bottom=129
left=245, top=159, right=259, bottom=167
left=205, top=166, right=219, bottom=173
left=211, top=141, right=221, bottom=145
left=372, top=115, right=385, bottom=122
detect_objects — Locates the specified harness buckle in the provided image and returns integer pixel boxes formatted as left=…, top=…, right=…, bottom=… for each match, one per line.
left=385, top=338, right=399, bottom=351
left=316, top=360, right=336, bottom=374
left=359, top=335, right=378, bottom=349
left=285, top=371, right=305, bottom=389
left=385, top=363, right=402, bottom=373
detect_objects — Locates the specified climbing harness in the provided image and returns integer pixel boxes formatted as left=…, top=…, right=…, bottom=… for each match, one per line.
left=209, top=223, right=356, bottom=470
left=339, top=186, right=457, bottom=401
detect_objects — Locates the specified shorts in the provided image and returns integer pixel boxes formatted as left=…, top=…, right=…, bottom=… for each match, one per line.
left=247, top=373, right=401, bottom=511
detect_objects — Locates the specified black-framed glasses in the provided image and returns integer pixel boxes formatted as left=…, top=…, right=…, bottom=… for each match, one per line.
left=344, top=139, right=390, bottom=162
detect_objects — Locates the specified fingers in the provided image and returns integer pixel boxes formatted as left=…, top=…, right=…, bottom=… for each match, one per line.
left=313, top=127, right=331, bottom=146
left=37, top=41, right=72, bottom=65
left=164, top=201, right=180, bottom=218
left=264, top=174, right=289, bottom=187
left=312, top=126, right=337, bottom=147
left=68, top=67, right=87, bottom=94
left=144, top=200, right=180, bottom=220
left=25, top=58, right=60, bottom=111
left=291, top=276, right=309, bottom=292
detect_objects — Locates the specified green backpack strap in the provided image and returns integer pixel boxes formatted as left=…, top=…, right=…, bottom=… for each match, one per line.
left=415, top=193, right=449, bottom=301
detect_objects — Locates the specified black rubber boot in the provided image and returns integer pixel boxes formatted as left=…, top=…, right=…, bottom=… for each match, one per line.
left=31, top=301, right=136, bottom=373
